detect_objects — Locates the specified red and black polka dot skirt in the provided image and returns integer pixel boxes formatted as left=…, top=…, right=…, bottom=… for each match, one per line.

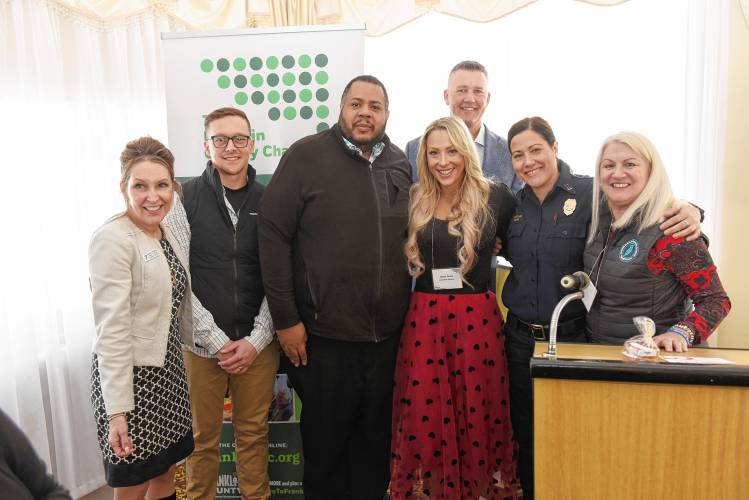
left=390, top=291, right=519, bottom=499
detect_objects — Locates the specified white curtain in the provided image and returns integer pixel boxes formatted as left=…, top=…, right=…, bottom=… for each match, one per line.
left=46, top=0, right=640, bottom=34
left=0, top=1, right=183, bottom=496
left=682, top=0, right=729, bottom=261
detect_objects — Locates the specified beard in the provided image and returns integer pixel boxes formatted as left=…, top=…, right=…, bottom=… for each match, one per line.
left=338, top=114, right=387, bottom=149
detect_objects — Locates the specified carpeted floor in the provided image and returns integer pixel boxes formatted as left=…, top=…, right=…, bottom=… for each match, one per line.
left=175, top=462, right=186, bottom=499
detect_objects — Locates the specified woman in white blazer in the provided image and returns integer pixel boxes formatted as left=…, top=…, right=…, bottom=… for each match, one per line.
left=89, top=137, right=194, bottom=500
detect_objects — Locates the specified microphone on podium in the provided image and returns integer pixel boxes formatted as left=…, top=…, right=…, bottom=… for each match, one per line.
left=560, top=271, right=590, bottom=291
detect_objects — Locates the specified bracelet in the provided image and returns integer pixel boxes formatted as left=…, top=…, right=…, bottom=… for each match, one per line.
left=673, top=324, right=695, bottom=344
left=107, top=413, right=126, bottom=422
left=667, top=326, right=692, bottom=345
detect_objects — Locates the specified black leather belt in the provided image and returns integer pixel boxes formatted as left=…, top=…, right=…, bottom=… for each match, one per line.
left=506, top=313, right=586, bottom=341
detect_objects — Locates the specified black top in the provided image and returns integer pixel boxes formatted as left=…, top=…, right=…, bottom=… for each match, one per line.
left=415, top=183, right=517, bottom=294
left=224, top=183, right=249, bottom=213
left=259, top=124, right=413, bottom=342
left=502, top=160, right=593, bottom=324
left=0, top=410, right=71, bottom=500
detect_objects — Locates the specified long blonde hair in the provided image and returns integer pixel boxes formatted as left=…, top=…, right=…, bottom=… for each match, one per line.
left=405, top=116, right=492, bottom=283
left=589, top=131, right=677, bottom=242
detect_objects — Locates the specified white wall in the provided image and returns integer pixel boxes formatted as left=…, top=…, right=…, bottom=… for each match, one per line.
left=365, top=0, right=690, bottom=186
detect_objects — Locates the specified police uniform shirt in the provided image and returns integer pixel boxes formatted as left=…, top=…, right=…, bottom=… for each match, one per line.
left=502, top=159, right=593, bottom=324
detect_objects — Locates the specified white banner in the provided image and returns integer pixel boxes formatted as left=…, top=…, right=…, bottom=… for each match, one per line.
left=162, top=25, right=365, bottom=178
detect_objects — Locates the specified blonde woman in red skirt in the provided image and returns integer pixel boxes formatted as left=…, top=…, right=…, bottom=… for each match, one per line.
left=390, top=116, right=519, bottom=499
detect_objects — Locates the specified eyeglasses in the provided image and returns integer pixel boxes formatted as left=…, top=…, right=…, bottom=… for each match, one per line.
left=210, top=135, right=251, bottom=148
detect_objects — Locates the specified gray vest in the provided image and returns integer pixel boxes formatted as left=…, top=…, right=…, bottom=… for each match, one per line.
left=583, top=214, right=690, bottom=344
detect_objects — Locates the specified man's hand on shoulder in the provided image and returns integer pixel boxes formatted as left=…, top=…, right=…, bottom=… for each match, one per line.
left=217, top=340, right=259, bottom=374
left=277, top=322, right=308, bottom=368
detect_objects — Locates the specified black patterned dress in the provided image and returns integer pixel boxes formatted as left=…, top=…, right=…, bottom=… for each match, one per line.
left=90, top=239, right=194, bottom=487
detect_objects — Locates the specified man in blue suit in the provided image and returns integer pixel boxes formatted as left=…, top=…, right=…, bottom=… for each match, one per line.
left=405, top=60, right=523, bottom=193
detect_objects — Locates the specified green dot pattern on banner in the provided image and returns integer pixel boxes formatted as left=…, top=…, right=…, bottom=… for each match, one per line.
left=235, top=92, right=248, bottom=105
left=233, top=57, right=246, bottom=71
left=207, top=53, right=332, bottom=123
left=316, top=88, right=329, bottom=102
left=315, top=54, right=328, bottom=67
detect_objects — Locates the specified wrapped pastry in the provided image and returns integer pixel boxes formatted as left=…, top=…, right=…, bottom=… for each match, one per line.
left=621, top=316, right=661, bottom=362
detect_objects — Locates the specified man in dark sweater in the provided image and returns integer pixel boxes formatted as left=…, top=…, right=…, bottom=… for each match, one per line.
left=0, top=409, right=71, bottom=500
left=259, top=75, right=412, bottom=500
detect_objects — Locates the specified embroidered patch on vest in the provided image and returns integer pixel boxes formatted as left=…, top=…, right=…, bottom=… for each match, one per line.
left=619, top=239, right=639, bottom=262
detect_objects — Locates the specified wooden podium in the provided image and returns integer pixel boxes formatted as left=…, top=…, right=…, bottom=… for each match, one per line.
left=531, top=343, right=749, bottom=500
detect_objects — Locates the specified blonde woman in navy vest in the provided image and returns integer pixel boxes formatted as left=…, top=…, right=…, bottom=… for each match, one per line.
left=584, top=131, right=730, bottom=349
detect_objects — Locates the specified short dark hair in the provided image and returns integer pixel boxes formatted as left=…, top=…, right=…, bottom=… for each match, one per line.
left=204, top=107, right=251, bottom=133
left=340, top=75, right=389, bottom=110
left=449, top=60, right=488, bottom=79
left=507, top=116, right=557, bottom=150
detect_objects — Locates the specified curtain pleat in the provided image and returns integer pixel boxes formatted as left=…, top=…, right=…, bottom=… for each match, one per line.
left=46, top=0, right=646, bottom=34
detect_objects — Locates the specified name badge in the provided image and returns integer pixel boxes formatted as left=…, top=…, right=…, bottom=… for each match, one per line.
left=581, top=281, right=598, bottom=311
left=143, top=249, right=160, bottom=262
left=431, top=268, right=463, bottom=290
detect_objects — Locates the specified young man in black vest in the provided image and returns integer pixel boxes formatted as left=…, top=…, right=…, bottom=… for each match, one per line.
left=166, top=107, right=279, bottom=499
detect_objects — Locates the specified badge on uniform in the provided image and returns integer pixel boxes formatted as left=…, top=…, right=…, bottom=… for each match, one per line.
left=562, top=198, right=576, bottom=216
left=432, top=268, right=463, bottom=290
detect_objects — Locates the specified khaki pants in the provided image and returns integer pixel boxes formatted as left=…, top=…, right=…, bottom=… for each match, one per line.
left=183, top=341, right=280, bottom=500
